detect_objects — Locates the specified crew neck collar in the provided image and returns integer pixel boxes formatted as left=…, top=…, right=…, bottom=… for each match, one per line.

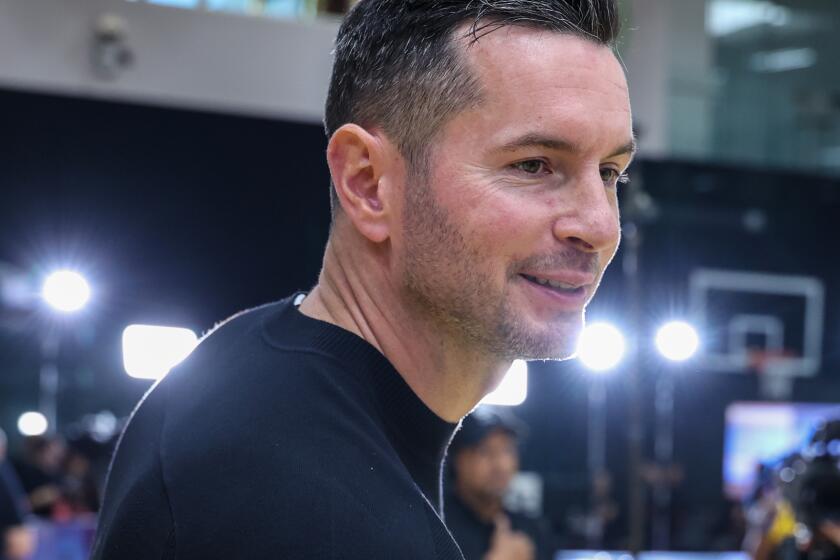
left=262, top=293, right=459, bottom=511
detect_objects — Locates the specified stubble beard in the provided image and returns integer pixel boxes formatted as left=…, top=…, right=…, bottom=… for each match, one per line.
left=400, top=177, right=581, bottom=361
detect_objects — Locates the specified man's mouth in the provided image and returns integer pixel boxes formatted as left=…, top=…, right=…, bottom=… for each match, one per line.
left=520, top=273, right=586, bottom=296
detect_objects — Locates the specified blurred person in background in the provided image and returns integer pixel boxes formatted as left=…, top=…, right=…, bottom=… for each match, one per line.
left=0, top=429, right=27, bottom=535
left=53, top=436, right=101, bottom=518
left=642, top=460, right=688, bottom=550
left=2, top=526, right=35, bottom=560
left=11, top=436, right=64, bottom=519
left=709, top=498, right=747, bottom=552
left=1, top=430, right=101, bottom=560
left=92, top=0, right=633, bottom=558
left=586, top=469, right=622, bottom=550
left=562, top=470, right=622, bottom=550
left=745, top=463, right=783, bottom=556
left=750, top=419, right=840, bottom=560
left=747, top=457, right=799, bottom=560
left=445, top=409, right=553, bottom=560
left=0, top=429, right=33, bottom=560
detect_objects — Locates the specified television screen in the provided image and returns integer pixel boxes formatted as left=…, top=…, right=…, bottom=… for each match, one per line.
left=723, top=401, right=840, bottom=499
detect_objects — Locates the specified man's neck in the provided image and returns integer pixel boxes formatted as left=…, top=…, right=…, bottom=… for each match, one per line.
left=298, top=237, right=509, bottom=422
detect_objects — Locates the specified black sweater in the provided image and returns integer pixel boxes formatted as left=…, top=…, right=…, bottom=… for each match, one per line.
left=91, top=294, right=465, bottom=559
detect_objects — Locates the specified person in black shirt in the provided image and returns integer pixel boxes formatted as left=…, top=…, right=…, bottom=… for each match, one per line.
left=446, top=410, right=553, bottom=560
left=93, top=0, right=634, bottom=558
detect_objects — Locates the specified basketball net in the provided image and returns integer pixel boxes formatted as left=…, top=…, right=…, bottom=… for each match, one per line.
left=749, top=349, right=798, bottom=400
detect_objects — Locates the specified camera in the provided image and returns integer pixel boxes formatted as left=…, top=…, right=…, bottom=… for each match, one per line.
left=784, top=420, right=840, bottom=560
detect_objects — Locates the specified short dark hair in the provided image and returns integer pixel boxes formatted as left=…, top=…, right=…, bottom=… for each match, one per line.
left=324, top=0, right=622, bottom=213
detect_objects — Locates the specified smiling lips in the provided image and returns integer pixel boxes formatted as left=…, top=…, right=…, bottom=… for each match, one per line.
left=519, top=271, right=593, bottom=305
left=521, top=274, right=584, bottom=291
left=520, top=270, right=592, bottom=289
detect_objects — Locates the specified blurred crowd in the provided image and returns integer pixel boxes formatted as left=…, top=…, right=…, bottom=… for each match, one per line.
left=442, top=411, right=840, bottom=560
left=1, top=412, right=838, bottom=560
left=0, top=425, right=113, bottom=560
left=443, top=409, right=752, bottom=560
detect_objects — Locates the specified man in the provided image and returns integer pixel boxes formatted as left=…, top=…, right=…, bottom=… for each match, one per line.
left=92, top=0, right=633, bottom=558
left=445, top=409, right=552, bottom=560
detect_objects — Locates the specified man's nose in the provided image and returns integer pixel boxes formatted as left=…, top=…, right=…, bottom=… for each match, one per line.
left=552, top=170, right=621, bottom=253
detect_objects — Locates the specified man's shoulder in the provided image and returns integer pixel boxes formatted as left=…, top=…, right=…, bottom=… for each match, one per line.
left=99, top=297, right=464, bottom=559
left=161, top=295, right=345, bottom=400
left=123, top=293, right=386, bottom=496
left=155, top=295, right=374, bottom=435
left=195, top=294, right=302, bottom=348
left=190, top=297, right=291, bottom=358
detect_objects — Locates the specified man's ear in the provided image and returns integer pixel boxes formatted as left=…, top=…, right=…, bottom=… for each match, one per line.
left=326, top=124, right=395, bottom=243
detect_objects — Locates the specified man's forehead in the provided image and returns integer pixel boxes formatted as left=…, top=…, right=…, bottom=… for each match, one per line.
left=443, top=26, right=633, bottom=156
left=459, top=25, right=629, bottom=99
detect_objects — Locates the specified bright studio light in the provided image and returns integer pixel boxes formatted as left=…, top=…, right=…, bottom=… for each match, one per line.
left=122, top=325, right=198, bottom=380
left=655, top=321, right=700, bottom=362
left=482, top=360, right=528, bottom=406
left=17, top=411, right=48, bottom=437
left=576, top=322, right=626, bottom=372
left=42, top=270, right=91, bottom=312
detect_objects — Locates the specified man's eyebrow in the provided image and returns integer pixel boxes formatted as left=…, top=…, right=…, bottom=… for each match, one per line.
left=496, top=134, right=575, bottom=154
left=608, top=138, right=637, bottom=160
left=495, top=134, right=638, bottom=161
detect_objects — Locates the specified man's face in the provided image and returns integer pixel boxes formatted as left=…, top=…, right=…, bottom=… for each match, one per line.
left=455, top=430, right=520, bottom=501
left=398, top=27, right=633, bottom=360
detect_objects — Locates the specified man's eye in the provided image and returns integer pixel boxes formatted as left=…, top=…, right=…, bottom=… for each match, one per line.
left=600, top=167, right=629, bottom=187
left=511, top=160, right=549, bottom=175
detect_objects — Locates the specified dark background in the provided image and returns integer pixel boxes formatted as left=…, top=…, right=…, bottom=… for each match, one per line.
left=1, top=87, right=839, bottom=543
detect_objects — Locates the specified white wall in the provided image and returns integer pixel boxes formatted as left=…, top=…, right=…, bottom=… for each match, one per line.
left=0, top=0, right=340, bottom=122
left=0, top=0, right=711, bottom=159
left=621, top=0, right=672, bottom=159
left=621, top=0, right=714, bottom=160
left=665, top=0, right=713, bottom=160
